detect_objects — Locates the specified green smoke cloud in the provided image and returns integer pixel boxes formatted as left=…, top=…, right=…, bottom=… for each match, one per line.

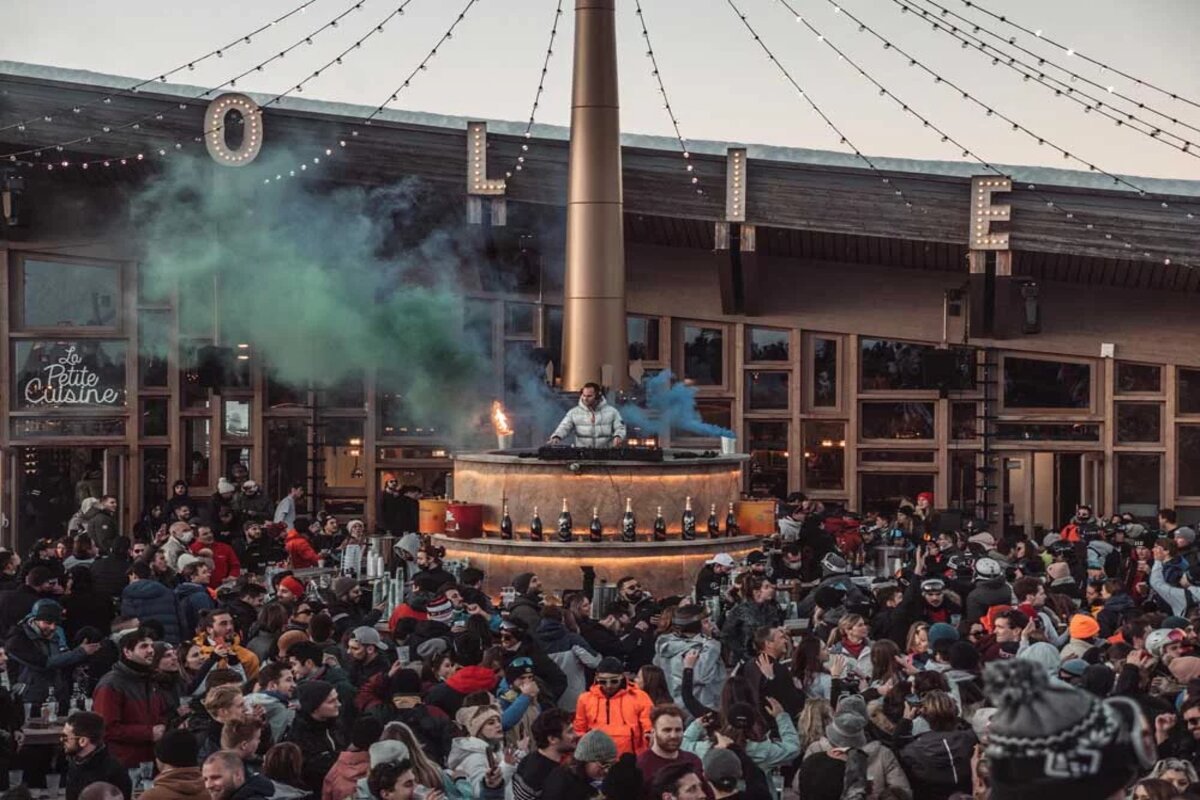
left=130, top=152, right=490, bottom=441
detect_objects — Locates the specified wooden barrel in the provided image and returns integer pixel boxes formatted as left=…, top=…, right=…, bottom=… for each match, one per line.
left=418, top=498, right=450, bottom=534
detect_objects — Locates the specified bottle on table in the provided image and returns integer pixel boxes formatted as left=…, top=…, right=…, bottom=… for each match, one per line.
left=621, top=498, right=637, bottom=543
left=44, top=686, right=57, bottom=722
left=681, top=496, right=697, bottom=541
left=589, top=507, right=603, bottom=543
left=530, top=506, right=544, bottom=542
left=557, top=498, right=574, bottom=543
left=707, top=504, right=720, bottom=539
left=725, top=502, right=740, bottom=537
left=500, top=504, right=514, bottom=540
left=653, top=506, right=668, bottom=542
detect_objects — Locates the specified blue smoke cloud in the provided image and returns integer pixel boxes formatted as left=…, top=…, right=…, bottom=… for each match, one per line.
left=619, top=370, right=735, bottom=438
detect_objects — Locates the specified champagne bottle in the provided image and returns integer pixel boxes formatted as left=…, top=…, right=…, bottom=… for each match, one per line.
left=557, top=498, right=573, bottom=543
left=681, top=496, right=697, bottom=541
left=725, top=502, right=740, bottom=537
left=653, top=506, right=668, bottom=542
left=621, top=498, right=637, bottom=542
left=500, top=504, right=513, bottom=540
left=589, top=507, right=603, bottom=543
left=707, top=504, right=720, bottom=539
left=530, top=506, right=543, bottom=542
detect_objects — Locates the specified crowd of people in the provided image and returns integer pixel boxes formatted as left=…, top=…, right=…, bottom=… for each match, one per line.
left=0, top=481, right=1196, bottom=800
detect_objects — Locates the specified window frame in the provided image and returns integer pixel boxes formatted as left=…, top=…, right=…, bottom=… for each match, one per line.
left=11, top=253, right=126, bottom=335
left=674, top=321, right=729, bottom=392
left=804, top=334, right=843, bottom=413
left=998, top=353, right=1097, bottom=414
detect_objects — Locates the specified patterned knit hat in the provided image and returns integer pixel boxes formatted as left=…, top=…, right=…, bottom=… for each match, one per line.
left=984, top=659, right=1153, bottom=800
left=426, top=594, right=454, bottom=623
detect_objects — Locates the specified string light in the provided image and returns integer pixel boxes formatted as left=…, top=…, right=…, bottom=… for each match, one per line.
left=504, top=0, right=564, bottom=180
left=774, top=0, right=1175, bottom=264
left=3, top=0, right=382, bottom=163
left=958, top=0, right=1200, bottom=112
left=0, top=0, right=326, bottom=136
left=892, top=0, right=1200, bottom=159
left=364, top=0, right=479, bottom=123
left=807, top=0, right=1200, bottom=223
left=265, top=0, right=481, bottom=185
left=634, top=0, right=703, bottom=195
left=904, top=0, right=1200, bottom=145
left=726, top=0, right=922, bottom=212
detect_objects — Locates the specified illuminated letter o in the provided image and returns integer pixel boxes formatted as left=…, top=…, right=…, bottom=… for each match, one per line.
left=204, top=93, right=264, bottom=166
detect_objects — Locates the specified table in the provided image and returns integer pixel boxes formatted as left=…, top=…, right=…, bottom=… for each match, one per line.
left=20, top=723, right=64, bottom=747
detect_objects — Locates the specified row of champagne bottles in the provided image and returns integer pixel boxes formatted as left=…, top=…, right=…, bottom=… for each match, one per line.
left=497, top=497, right=741, bottom=542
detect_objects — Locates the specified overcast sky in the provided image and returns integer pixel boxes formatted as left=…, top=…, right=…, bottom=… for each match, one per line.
left=4, top=0, right=1200, bottom=180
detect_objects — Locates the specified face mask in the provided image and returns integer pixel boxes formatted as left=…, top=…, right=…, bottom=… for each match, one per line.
left=179, top=531, right=194, bottom=544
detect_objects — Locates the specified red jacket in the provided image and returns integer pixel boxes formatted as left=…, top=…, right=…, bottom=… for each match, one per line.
left=388, top=602, right=429, bottom=629
left=93, top=661, right=171, bottom=767
left=286, top=529, right=321, bottom=569
left=190, top=540, right=241, bottom=584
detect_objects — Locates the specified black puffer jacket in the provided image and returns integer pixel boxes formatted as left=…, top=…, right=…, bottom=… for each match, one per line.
left=898, top=725, right=978, bottom=800
left=283, top=712, right=346, bottom=796
left=65, top=744, right=132, bottom=800
left=91, top=554, right=133, bottom=600
left=964, top=579, right=1013, bottom=624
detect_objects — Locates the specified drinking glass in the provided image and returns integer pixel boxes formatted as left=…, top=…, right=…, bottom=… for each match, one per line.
left=8, top=769, right=22, bottom=788
left=46, top=773, right=61, bottom=792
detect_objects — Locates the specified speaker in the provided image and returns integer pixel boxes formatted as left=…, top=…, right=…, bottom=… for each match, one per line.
left=196, top=345, right=234, bottom=390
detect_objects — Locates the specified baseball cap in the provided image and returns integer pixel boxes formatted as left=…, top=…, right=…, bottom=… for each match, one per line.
left=706, top=553, right=736, bottom=568
left=351, top=625, right=390, bottom=650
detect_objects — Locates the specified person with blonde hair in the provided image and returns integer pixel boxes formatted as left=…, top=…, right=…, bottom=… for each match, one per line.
left=828, top=614, right=873, bottom=679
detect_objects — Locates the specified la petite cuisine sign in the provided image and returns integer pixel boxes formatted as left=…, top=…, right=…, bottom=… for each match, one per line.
left=23, top=346, right=122, bottom=406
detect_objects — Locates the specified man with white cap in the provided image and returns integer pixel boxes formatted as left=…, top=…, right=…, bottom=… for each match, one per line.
left=232, top=481, right=272, bottom=525
left=693, top=553, right=735, bottom=602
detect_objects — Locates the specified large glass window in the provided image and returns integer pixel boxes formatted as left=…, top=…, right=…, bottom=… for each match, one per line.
left=183, top=418, right=211, bottom=488
left=377, top=391, right=441, bottom=438
left=860, top=473, right=935, bottom=513
left=803, top=421, right=845, bottom=491
left=812, top=338, right=838, bottom=408
left=139, top=310, right=170, bottom=388
left=1003, top=357, right=1091, bottom=409
left=950, top=451, right=978, bottom=515
left=1117, top=453, right=1161, bottom=516
left=995, top=423, right=1101, bottom=442
left=1180, top=369, right=1200, bottom=415
left=747, top=421, right=788, bottom=499
left=141, top=398, right=168, bottom=438
left=223, top=400, right=251, bottom=439
left=860, top=339, right=973, bottom=391
left=682, top=325, right=724, bottom=386
left=860, top=402, right=935, bottom=440
left=671, top=399, right=733, bottom=440
left=1116, top=403, right=1162, bottom=443
left=465, top=300, right=495, bottom=363
left=322, top=419, right=366, bottom=489
left=951, top=402, right=977, bottom=440
left=545, top=307, right=563, bottom=381
left=317, top=374, right=365, bottom=409
left=13, top=340, right=127, bottom=410
left=628, top=317, right=660, bottom=361
left=1117, top=362, right=1161, bottom=394
left=747, top=328, right=789, bottom=362
left=142, top=447, right=169, bottom=509
left=1181, top=426, right=1200, bottom=497
left=266, top=419, right=309, bottom=501
left=505, top=303, right=536, bottom=336
left=21, top=258, right=119, bottom=329
left=747, top=371, right=790, bottom=411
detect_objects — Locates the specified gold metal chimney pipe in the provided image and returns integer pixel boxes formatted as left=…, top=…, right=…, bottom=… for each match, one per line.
left=562, top=0, right=627, bottom=392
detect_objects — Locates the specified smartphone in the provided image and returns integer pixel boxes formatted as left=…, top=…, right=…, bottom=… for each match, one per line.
left=485, top=747, right=497, bottom=770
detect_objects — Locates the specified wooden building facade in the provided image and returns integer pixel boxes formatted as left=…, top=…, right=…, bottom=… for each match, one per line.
left=2, top=64, right=1200, bottom=549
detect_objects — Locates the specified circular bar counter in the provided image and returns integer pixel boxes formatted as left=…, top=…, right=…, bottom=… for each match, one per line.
left=452, top=449, right=750, bottom=535
left=432, top=533, right=763, bottom=599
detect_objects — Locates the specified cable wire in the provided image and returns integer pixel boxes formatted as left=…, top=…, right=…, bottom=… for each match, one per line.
left=634, top=0, right=702, bottom=194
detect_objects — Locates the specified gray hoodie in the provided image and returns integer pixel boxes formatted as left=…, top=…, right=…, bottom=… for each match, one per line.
left=245, top=691, right=295, bottom=742
left=653, top=633, right=725, bottom=714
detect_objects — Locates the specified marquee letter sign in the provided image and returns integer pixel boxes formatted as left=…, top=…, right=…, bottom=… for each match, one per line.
left=22, top=345, right=123, bottom=406
left=205, top=93, right=264, bottom=166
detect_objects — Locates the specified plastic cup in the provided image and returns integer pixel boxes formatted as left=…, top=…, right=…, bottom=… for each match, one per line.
left=140, top=762, right=154, bottom=782
left=46, top=774, right=61, bottom=792
left=8, top=769, right=22, bottom=788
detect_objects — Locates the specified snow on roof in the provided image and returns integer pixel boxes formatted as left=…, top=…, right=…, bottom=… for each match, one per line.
left=4, top=59, right=1200, bottom=198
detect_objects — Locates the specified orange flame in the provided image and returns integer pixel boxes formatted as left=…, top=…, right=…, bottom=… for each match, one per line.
left=491, top=400, right=513, bottom=436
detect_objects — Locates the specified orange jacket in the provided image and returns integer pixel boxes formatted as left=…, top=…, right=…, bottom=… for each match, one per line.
left=573, top=682, right=653, bottom=757
left=285, top=528, right=321, bottom=569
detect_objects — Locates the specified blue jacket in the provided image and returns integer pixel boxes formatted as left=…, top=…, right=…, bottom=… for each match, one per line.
left=174, top=583, right=215, bottom=640
left=121, top=579, right=185, bottom=644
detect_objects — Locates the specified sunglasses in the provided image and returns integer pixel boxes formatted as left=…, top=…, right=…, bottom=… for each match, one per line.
left=596, top=677, right=623, bottom=686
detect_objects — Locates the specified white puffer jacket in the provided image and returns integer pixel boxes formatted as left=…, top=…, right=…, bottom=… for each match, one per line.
left=551, top=397, right=627, bottom=448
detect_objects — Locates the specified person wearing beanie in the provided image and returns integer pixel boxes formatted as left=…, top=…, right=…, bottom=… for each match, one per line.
left=653, top=603, right=726, bottom=713
left=983, top=658, right=1151, bottom=800
left=284, top=514, right=322, bottom=570
left=408, top=594, right=455, bottom=663
left=542, top=729, right=619, bottom=800
left=1061, top=614, right=1102, bottom=661
left=1096, top=578, right=1138, bottom=639
left=141, top=729, right=205, bottom=800
left=574, top=658, right=653, bottom=757
left=796, top=554, right=868, bottom=621
left=801, top=709, right=913, bottom=800
left=928, top=622, right=960, bottom=650
left=497, top=619, right=569, bottom=707
left=275, top=576, right=306, bottom=607
left=370, top=668, right=454, bottom=764
left=535, top=604, right=602, bottom=712
left=326, top=578, right=382, bottom=640
left=508, top=572, right=544, bottom=634
left=282, top=679, right=346, bottom=795
left=321, top=717, right=381, bottom=800
left=1045, top=559, right=1082, bottom=601
left=447, top=704, right=515, bottom=797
